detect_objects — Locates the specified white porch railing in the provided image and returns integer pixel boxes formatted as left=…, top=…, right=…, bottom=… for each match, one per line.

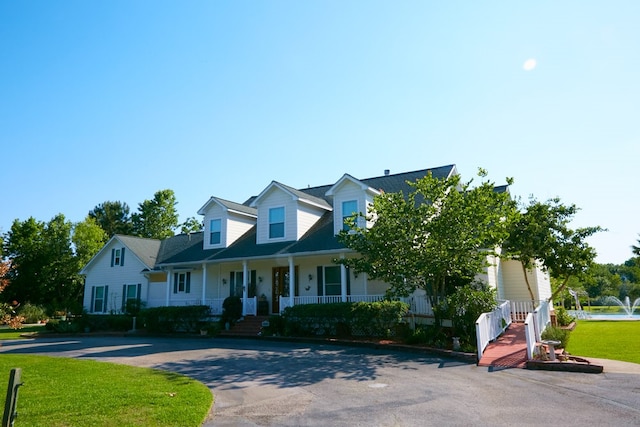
left=475, top=300, right=512, bottom=360
left=510, top=300, right=536, bottom=322
left=145, top=298, right=226, bottom=316
left=279, top=294, right=434, bottom=316
left=524, top=300, right=551, bottom=360
left=243, top=296, right=257, bottom=316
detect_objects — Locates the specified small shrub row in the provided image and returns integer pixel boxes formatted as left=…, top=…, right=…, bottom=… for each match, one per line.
left=276, top=300, right=409, bottom=338
left=140, top=305, right=211, bottom=333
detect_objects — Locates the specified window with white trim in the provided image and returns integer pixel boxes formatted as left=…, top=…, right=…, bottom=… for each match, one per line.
left=173, top=272, right=191, bottom=294
left=210, top=219, right=222, bottom=245
left=111, top=247, right=125, bottom=267
left=269, top=207, right=285, bottom=239
left=342, top=200, right=358, bottom=231
left=323, top=266, right=341, bottom=296
left=92, top=285, right=108, bottom=313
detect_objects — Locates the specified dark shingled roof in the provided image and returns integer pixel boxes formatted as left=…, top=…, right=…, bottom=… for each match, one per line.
left=153, top=164, right=458, bottom=267
left=115, top=235, right=162, bottom=269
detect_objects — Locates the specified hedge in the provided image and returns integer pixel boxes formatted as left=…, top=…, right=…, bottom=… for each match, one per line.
left=140, top=305, right=211, bottom=333
left=278, top=300, right=409, bottom=338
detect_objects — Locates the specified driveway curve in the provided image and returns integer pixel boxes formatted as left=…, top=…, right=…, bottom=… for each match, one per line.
left=1, top=336, right=639, bottom=426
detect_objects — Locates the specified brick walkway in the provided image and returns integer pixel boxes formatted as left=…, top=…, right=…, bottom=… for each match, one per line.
left=477, top=322, right=527, bottom=369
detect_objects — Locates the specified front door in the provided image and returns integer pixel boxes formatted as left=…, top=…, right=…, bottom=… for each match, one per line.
left=271, top=266, right=298, bottom=313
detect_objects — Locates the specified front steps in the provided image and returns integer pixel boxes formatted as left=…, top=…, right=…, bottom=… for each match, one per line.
left=218, top=315, right=269, bottom=337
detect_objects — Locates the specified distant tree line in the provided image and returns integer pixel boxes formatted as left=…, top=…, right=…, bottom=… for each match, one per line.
left=0, top=189, right=202, bottom=314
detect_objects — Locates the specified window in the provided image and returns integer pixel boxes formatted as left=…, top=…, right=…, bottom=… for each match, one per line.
left=323, top=266, right=341, bottom=296
left=269, top=207, right=285, bottom=239
left=342, top=200, right=358, bottom=231
left=111, top=247, right=125, bottom=267
left=210, top=219, right=222, bottom=245
left=92, top=285, right=108, bottom=313
left=229, top=270, right=258, bottom=298
left=173, top=272, right=191, bottom=294
left=122, top=284, right=140, bottom=313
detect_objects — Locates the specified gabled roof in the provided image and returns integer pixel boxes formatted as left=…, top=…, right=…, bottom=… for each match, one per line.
left=197, top=196, right=257, bottom=218
left=80, top=234, right=161, bottom=274
left=249, top=181, right=333, bottom=211
left=117, top=164, right=465, bottom=269
left=325, top=173, right=382, bottom=197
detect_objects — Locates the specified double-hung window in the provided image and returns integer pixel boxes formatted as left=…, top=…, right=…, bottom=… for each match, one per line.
left=122, top=284, right=140, bottom=313
left=111, top=247, right=125, bottom=266
left=210, top=219, right=222, bottom=245
left=92, top=285, right=108, bottom=313
left=269, top=207, right=285, bottom=239
left=173, top=272, right=191, bottom=294
left=323, top=266, right=342, bottom=296
left=342, top=200, right=358, bottom=231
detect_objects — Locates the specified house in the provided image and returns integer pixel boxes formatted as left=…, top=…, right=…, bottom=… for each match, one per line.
left=80, top=164, right=552, bottom=317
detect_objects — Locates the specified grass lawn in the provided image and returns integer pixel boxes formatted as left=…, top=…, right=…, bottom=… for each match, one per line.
left=0, top=355, right=213, bottom=427
left=565, top=320, right=640, bottom=365
left=0, top=324, right=49, bottom=339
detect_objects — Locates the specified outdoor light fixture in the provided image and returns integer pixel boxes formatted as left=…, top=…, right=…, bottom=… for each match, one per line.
left=308, top=274, right=313, bottom=282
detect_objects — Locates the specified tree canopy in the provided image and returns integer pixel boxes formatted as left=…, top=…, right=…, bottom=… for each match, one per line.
left=131, top=189, right=179, bottom=239
left=338, top=169, right=517, bottom=304
left=88, top=201, right=133, bottom=237
left=502, top=197, right=603, bottom=302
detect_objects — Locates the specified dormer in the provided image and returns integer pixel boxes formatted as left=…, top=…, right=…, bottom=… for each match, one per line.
left=250, top=181, right=332, bottom=244
left=197, top=197, right=257, bottom=250
left=325, top=174, right=381, bottom=235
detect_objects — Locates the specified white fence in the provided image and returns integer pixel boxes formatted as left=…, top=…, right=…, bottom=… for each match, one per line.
left=523, top=300, right=551, bottom=360
left=243, top=296, right=257, bottom=316
left=475, top=300, right=512, bottom=360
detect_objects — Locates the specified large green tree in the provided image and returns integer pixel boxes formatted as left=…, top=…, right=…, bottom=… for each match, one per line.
left=88, top=201, right=133, bottom=237
left=2, top=215, right=83, bottom=311
left=131, top=189, right=179, bottom=239
left=503, top=198, right=603, bottom=302
left=338, top=169, right=517, bottom=305
left=72, top=216, right=108, bottom=268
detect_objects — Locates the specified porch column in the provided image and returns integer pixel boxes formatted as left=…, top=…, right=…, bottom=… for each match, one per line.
left=242, top=261, right=249, bottom=315
left=288, top=256, right=295, bottom=308
left=165, top=268, right=172, bottom=306
left=340, top=254, right=347, bottom=302
left=201, top=263, right=207, bottom=305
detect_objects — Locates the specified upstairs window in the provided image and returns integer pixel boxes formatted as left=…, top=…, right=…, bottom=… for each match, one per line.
left=342, top=200, right=358, bottom=231
left=210, top=219, right=222, bottom=245
left=269, top=207, right=285, bottom=239
left=111, top=248, right=125, bottom=267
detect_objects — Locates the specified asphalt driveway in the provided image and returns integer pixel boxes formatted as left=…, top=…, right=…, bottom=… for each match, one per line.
left=1, top=336, right=639, bottom=426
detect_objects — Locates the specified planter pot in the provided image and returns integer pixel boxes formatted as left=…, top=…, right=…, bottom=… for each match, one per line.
left=200, top=329, right=208, bottom=336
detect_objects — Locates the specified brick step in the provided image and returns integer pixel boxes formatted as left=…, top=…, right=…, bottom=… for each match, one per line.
left=219, top=316, right=270, bottom=337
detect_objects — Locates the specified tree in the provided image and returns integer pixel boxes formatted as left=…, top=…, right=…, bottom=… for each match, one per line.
left=88, top=201, right=133, bottom=237
left=180, top=217, right=203, bottom=234
left=131, top=189, right=179, bottom=239
left=632, top=235, right=640, bottom=257
left=503, top=197, right=603, bottom=302
left=338, top=169, right=517, bottom=306
left=72, top=216, right=108, bottom=268
left=2, top=215, right=83, bottom=311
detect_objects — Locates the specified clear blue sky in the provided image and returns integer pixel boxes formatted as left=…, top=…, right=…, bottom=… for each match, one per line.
left=1, top=1, right=638, bottom=264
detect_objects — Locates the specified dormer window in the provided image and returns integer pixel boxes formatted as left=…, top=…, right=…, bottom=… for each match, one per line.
left=210, top=219, right=221, bottom=245
left=269, top=207, right=285, bottom=239
left=342, top=200, right=358, bottom=231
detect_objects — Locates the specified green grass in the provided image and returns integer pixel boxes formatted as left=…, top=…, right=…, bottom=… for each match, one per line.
left=565, top=320, right=640, bottom=364
left=0, top=355, right=213, bottom=427
left=0, top=324, right=48, bottom=340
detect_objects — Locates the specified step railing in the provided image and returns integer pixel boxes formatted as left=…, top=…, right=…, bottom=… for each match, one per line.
left=475, top=300, right=512, bottom=360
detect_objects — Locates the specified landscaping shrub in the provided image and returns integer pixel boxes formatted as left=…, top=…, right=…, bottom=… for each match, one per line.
left=262, top=315, right=286, bottom=336
left=436, top=284, right=497, bottom=349
left=221, top=296, right=243, bottom=326
left=541, top=326, right=571, bottom=349
left=17, top=303, right=48, bottom=323
left=554, top=306, right=575, bottom=327
left=141, top=305, right=211, bottom=333
left=281, top=300, right=409, bottom=338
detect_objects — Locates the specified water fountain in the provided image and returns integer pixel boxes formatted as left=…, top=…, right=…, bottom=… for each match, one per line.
left=604, top=296, right=640, bottom=317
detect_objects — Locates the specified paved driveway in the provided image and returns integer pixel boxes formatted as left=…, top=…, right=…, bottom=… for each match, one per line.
left=1, top=336, right=639, bottom=426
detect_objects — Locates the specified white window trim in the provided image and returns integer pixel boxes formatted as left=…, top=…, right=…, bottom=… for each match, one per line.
left=268, top=206, right=286, bottom=240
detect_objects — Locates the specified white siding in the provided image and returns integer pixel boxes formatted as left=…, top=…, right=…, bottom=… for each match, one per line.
left=82, top=239, right=148, bottom=313
left=331, top=181, right=368, bottom=235
left=255, top=188, right=295, bottom=244
left=202, top=203, right=256, bottom=249
left=499, top=259, right=549, bottom=302
left=227, top=213, right=256, bottom=244
left=296, top=204, right=325, bottom=239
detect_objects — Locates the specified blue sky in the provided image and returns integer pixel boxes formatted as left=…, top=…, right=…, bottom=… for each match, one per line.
left=1, top=1, right=638, bottom=264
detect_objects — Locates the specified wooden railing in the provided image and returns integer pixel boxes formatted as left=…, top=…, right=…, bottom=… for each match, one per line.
left=475, top=300, right=512, bottom=360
